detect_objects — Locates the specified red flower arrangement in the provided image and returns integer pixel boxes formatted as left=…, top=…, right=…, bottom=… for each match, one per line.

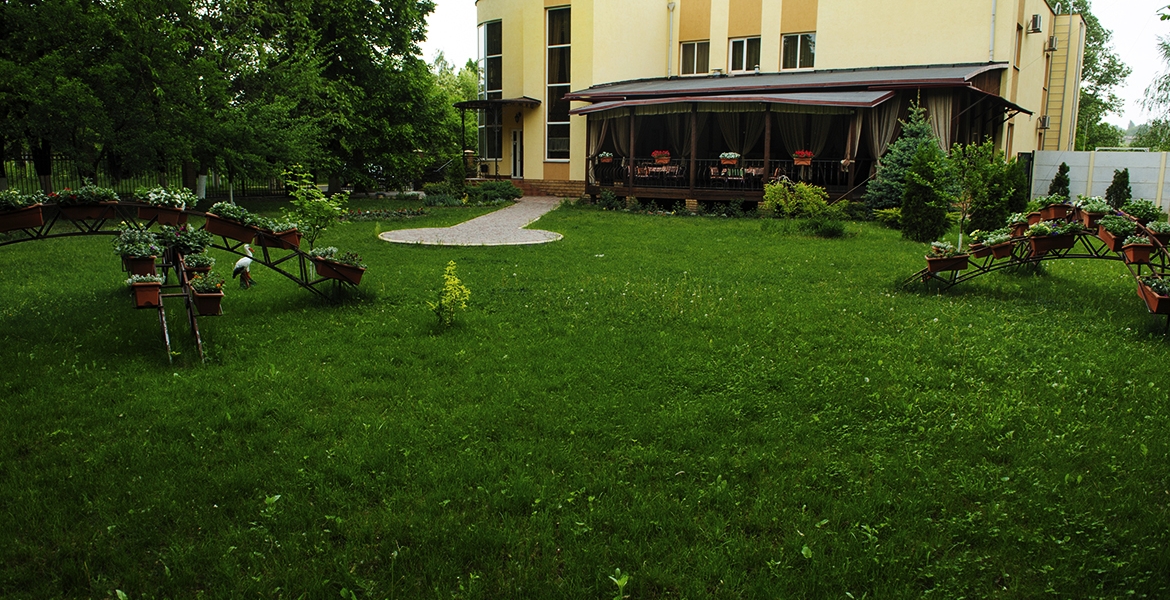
left=650, top=150, right=671, bottom=158
left=793, top=150, right=814, bottom=159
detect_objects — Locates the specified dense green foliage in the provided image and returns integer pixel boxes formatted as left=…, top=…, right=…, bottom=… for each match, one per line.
left=1069, top=0, right=1132, bottom=151
left=3, top=200, right=1170, bottom=598
left=1106, top=168, right=1133, bottom=209
left=864, top=105, right=938, bottom=211
left=0, top=0, right=472, bottom=191
left=950, top=140, right=1020, bottom=235
left=1048, top=162, right=1071, bottom=198
left=900, top=142, right=951, bottom=243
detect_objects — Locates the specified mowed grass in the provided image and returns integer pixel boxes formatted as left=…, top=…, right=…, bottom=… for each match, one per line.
left=2, top=199, right=1169, bottom=599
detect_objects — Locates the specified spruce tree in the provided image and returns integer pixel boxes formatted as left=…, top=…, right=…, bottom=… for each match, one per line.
left=1105, top=168, right=1132, bottom=208
left=900, top=142, right=952, bottom=243
left=864, top=104, right=939, bottom=211
left=1048, top=162, right=1071, bottom=197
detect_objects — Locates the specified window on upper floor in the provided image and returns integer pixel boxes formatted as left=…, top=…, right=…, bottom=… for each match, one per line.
left=782, top=33, right=815, bottom=70
left=681, top=41, right=710, bottom=75
left=728, top=37, right=761, bottom=73
left=547, top=7, right=571, bottom=160
left=479, top=20, right=502, bottom=100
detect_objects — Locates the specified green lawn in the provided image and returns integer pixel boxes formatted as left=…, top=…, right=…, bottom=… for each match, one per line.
left=2, top=200, right=1169, bottom=598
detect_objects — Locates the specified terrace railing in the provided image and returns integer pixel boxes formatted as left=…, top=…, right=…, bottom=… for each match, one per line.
left=588, top=157, right=851, bottom=192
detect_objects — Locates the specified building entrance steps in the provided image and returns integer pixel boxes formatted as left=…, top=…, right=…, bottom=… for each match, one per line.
left=378, top=196, right=563, bottom=246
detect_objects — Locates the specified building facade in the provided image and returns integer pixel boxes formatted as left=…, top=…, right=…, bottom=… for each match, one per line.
left=465, top=0, right=1086, bottom=201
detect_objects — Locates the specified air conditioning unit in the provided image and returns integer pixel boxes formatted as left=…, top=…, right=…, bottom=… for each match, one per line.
left=1046, top=35, right=1059, bottom=52
left=1038, top=115, right=1051, bottom=129
left=1028, top=14, right=1043, bottom=33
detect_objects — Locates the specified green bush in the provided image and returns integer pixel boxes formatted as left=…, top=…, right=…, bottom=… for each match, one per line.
left=864, top=103, right=939, bottom=211
left=762, top=181, right=836, bottom=219
left=900, top=142, right=951, bottom=243
left=466, top=181, right=522, bottom=204
left=873, top=208, right=901, bottom=229
left=598, top=189, right=623, bottom=211
left=1048, top=162, right=1071, bottom=198
left=423, top=194, right=464, bottom=207
left=1105, top=168, right=1131, bottom=209
left=422, top=182, right=459, bottom=198
left=799, top=217, right=846, bottom=238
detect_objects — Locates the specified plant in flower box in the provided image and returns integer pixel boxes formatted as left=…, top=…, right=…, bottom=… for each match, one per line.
left=134, top=186, right=194, bottom=225
left=158, top=224, right=213, bottom=256
left=188, top=270, right=225, bottom=315
left=1026, top=220, right=1080, bottom=256
left=719, top=151, right=741, bottom=165
left=985, top=228, right=1015, bottom=259
left=182, top=253, right=215, bottom=274
left=0, top=189, right=47, bottom=232
left=309, top=246, right=367, bottom=285
left=54, top=182, right=119, bottom=220
left=1036, top=193, right=1071, bottom=220
left=1120, top=199, right=1163, bottom=225
left=113, top=225, right=163, bottom=275
left=1079, top=197, right=1110, bottom=228
left=967, top=229, right=992, bottom=257
left=1138, top=276, right=1170, bottom=314
left=125, top=273, right=165, bottom=308
left=205, top=201, right=258, bottom=243
left=249, top=215, right=302, bottom=249
left=651, top=150, right=671, bottom=164
left=793, top=149, right=814, bottom=166
left=598, top=151, right=613, bottom=163
left=1121, top=235, right=1154, bottom=263
left=925, top=240, right=969, bottom=272
left=1006, top=212, right=1030, bottom=237
left=1098, top=214, right=1137, bottom=251
left=1146, top=220, right=1170, bottom=246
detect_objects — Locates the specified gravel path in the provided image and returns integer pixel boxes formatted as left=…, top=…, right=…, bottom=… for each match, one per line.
left=378, top=196, right=564, bottom=246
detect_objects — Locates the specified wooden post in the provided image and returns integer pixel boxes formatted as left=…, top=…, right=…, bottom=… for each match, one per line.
left=762, top=108, right=772, bottom=184
left=689, top=104, right=698, bottom=192
left=627, top=109, right=636, bottom=191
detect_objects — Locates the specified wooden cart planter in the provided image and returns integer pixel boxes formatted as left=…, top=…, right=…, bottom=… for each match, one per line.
left=925, top=254, right=970, bottom=273
left=204, top=213, right=257, bottom=243
left=123, top=256, right=157, bottom=276
left=1040, top=204, right=1071, bottom=221
left=59, top=202, right=117, bottom=220
left=191, top=290, right=224, bottom=316
left=137, top=206, right=188, bottom=226
left=313, top=258, right=366, bottom=285
left=1029, top=234, right=1076, bottom=257
left=256, top=228, right=302, bottom=250
left=130, top=282, right=162, bottom=308
left=0, top=204, right=44, bottom=232
left=1137, top=283, right=1170, bottom=314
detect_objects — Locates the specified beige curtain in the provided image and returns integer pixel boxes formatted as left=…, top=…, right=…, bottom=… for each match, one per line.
left=717, top=113, right=766, bottom=156
left=587, top=118, right=609, bottom=159
left=926, top=91, right=953, bottom=151
left=666, top=112, right=707, bottom=158
left=778, top=113, right=806, bottom=156
left=865, top=100, right=901, bottom=161
left=809, top=115, right=833, bottom=158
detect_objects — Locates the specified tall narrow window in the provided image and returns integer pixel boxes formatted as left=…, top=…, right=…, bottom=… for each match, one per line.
left=728, top=37, right=761, bottom=72
left=680, top=41, right=710, bottom=75
left=546, top=7, right=571, bottom=160
left=782, top=33, right=815, bottom=69
left=477, top=21, right=503, bottom=159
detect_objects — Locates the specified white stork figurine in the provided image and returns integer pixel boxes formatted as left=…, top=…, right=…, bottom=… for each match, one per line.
left=232, top=244, right=255, bottom=288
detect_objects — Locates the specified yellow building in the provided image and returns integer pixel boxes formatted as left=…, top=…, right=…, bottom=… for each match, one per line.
left=462, top=0, right=1086, bottom=202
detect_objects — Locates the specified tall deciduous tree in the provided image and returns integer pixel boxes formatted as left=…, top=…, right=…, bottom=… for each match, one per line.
left=1069, top=0, right=1131, bottom=151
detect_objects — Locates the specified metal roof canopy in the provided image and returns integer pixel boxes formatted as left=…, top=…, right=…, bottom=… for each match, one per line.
left=564, top=63, right=1008, bottom=102
left=568, top=90, right=896, bottom=116
left=454, top=96, right=541, bottom=110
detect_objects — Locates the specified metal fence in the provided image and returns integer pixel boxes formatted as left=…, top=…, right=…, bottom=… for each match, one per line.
left=2, top=155, right=288, bottom=198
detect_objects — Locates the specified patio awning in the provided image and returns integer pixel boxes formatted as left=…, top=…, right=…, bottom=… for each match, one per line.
left=454, top=96, right=541, bottom=110
left=568, top=90, right=895, bottom=116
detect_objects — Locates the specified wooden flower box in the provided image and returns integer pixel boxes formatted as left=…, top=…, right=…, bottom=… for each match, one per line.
left=314, top=259, right=366, bottom=285
left=1123, top=243, right=1154, bottom=264
left=1137, top=282, right=1170, bottom=314
left=1029, top=234, right=1076, bottom=257
left=793, top=157, right=812, bottom=166
left=654, top=156, right=671, bottom=165
left=970, top=243, right=992, bottom=259
left=1097, top=226, right=1129, bottom=252
left=191, top=290, right=224, bottom=316
left=131, top=282, right=162, bottom=308
left=256, top=228, right=302, bottom=250
left=59, top=202, right=117, bottom=221
left=720, top=158, right=739, bottom=165
left=0, top=204, right=44, bottom=232
left=990, top=241, right=1015, bottom=259
left=1011, top=223, right=1029, bottom=238
left=124, top=256, right=157, bottom=276
left=599, top=156, right=613, bottom=163
left=1080, top=211, right=1106, bottom=229
left=1040, top=204, right=1071, bottom=220
left=137, top=206, right=188, bottom=226
left=925, top=254, right=969, bottom=273
left=1026, top=212, right=1043, bottom=226
left=1151, top=232, right=1170, bottom=247
left=204, top=213, right=257, bottom=243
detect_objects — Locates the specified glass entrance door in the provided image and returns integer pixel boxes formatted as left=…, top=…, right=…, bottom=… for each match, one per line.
left=511, top=130, right=523, bottom=178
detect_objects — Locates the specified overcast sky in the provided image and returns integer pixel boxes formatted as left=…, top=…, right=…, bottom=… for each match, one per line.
left=419, top=0, right=1170, bottom=128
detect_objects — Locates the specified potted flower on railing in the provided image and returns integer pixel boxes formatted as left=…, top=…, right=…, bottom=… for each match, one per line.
left=719, top=151, right=741, bottom=166
left=135, top=186, right=195, bottom=226
left=1006, top=212, right=1030, bottom=238
left=925, top=240, right=969, bottom=273
left=1121, top=235, right=1154, bottom=264
left=309, top=246, right=367, bottom=285
left=1079, top=197, right=1111, bottom=229
left=598, top=151, right=614, bottom=164
left=1037, top=193, right=1071, bottom=220
left=651, top=150, right=671, bottom=165
left=249, top=215, right=302, bottom=250
left=1026, top=220, right=1084, bottom=257
left=0, top=189, right=46, bottom=233
left=967, top=229, right=991, bottom=258
left=1120, top=199, right=1163, bottom=225
left=181, top=253, right=215, bottom=275
left=53, top=182, right=119, bottom=220
left=126, top=273, right=165, bottom=308
left=793, top=150, right=814, bottom=166
left=113, top=225, right=163, bottom=276
left=188, top=271, right=225, bottom=316
left=985, top=228, right=1015, bottom=259
left=1146, top=220, right=1170, bottom=246
left=1138, top=276, right=1170, bottom=314
left=205, top=201, right=259, bottom=243
left=1098, top=214, right=1137, bottom=252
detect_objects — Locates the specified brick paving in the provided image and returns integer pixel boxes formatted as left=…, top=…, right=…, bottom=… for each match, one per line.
left=378, top=196, right=563, bottom=246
